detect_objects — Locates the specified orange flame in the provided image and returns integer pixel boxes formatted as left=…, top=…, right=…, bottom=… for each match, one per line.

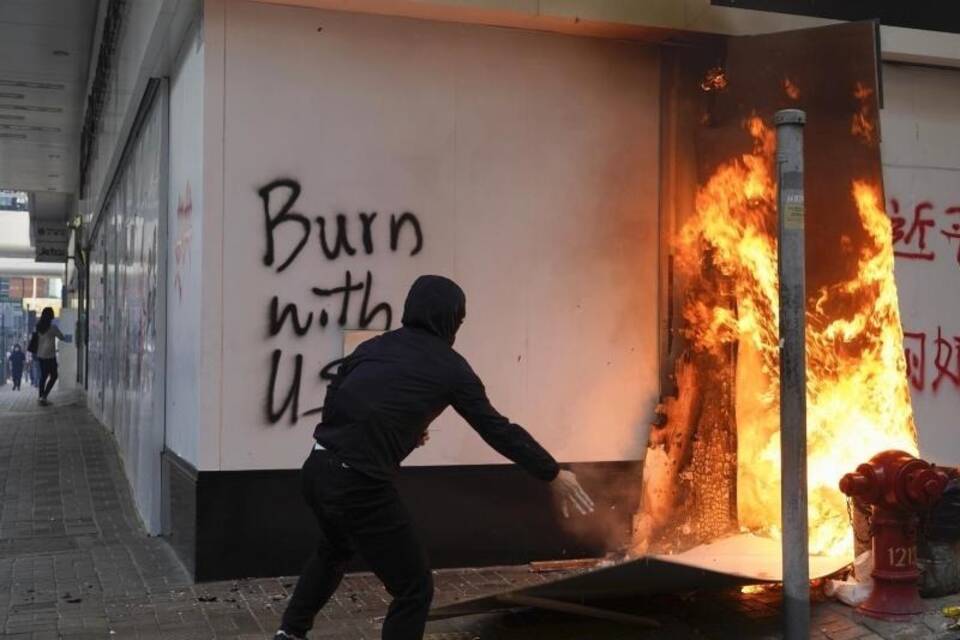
left=783, top=77, right=801, bottom=100
left=740, top=585, right=768, bottom=594
left=701, top=67, right=729, bottom=93
left=851, top=82, right=876, bottom=145
left=674, top=116, right=916, bottom=557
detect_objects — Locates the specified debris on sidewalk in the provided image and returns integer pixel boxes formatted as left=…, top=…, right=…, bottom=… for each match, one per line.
left=825, top=550, right=872, bottom=607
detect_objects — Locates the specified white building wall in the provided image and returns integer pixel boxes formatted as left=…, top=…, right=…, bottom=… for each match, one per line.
left=208, top=2, right=661, bottom=471
left=165, top=21, right=204, bottom=466
left=880, top=63, right=960, bottom=466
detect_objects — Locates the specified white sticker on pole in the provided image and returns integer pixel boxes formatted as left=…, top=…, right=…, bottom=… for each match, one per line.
left=784, top=192, right=805, bottom=230
left=781, top=170, right=805, bottom=230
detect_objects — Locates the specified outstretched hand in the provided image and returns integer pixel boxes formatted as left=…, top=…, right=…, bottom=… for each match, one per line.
left=551, top=469, right=595, bottom=518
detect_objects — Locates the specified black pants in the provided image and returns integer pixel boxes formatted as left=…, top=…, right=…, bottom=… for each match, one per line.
left=38, top=358, right=58, bottom=398
left=281, top=450, right=433, bottom=639
left=11, top=369, right=22, bottom=390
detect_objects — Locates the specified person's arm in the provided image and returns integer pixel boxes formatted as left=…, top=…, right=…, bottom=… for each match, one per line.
left=450, top=364, right=594, bottom=515
left=451, top=366, right=559, bottom=481
left=53, top=326, right=71, bottom=342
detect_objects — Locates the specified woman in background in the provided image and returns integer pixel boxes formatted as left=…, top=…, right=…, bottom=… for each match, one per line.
left=34, top=307, right=71, bottom=405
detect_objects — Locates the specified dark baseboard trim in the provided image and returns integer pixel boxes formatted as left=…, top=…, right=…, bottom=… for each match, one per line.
left=161, top=449, right=198, bottom=576
left=161, top=458, right=643, bottom=582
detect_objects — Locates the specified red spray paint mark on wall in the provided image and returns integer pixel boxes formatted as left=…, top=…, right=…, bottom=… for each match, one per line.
left=890, top=198, right=935, bottom=261
left=888, top=197, right=960, bottom=267
left=941, top=206, right=960, bottom=265
left=174, top=182, right=193, bottom=303
left=902, top=327, right=960, bottom=395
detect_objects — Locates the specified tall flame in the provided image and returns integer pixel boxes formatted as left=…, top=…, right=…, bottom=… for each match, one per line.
left=675, top=116, right=917, bottom=557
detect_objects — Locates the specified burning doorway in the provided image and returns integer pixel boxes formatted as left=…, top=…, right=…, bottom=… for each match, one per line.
left=431, top=20, right=923, bottom=625
left=633, top=22, right=918, bottom=564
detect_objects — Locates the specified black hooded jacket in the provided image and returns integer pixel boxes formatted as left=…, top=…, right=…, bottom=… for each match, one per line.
left=314, top=275, right=560, bottom=483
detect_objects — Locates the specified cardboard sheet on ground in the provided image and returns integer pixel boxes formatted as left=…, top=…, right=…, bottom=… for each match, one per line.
left=429, top=534, right=849, bottom=619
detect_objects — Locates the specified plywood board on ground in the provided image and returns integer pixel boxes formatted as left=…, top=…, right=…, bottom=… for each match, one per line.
left=430, top=533, right=850, bottom=620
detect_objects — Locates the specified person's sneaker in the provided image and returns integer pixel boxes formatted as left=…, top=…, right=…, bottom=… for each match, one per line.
left=38, top=398, right=49, bottom=406
left=273, top=632, right=305, bottom=640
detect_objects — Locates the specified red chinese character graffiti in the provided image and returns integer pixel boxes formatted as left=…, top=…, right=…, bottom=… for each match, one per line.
left=903, top=331, right=927, bottom=391
left=890, top=198, right=936, bottom=261
left=932, top=326, right=960, bottom=392
left=941, top=206, right=960, bottom=266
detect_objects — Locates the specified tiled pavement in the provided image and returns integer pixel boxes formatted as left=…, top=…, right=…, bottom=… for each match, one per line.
left=0, top=385, right=958, bottom=639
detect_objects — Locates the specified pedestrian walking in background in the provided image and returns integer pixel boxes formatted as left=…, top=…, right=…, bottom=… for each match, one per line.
left=275, top=275, right=594, bottom=640
left=29, top=307, right=72, bottom=406
left=8, top=345, right=25, bottom=390
left=29, top=354, right=38, bottom=387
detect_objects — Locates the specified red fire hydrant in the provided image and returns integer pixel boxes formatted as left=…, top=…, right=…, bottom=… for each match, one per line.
left=839, top=450, right=951, bottom=621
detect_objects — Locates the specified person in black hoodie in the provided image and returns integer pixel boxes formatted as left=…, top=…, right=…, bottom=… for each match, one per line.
left=276, top=275, right=594, bottom=640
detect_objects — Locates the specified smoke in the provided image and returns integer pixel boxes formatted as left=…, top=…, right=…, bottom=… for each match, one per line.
left=558, top=461, right=644, bottom=555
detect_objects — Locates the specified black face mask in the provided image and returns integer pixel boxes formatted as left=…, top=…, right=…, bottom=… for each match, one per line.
left=400, top=275, right=466, bottom=346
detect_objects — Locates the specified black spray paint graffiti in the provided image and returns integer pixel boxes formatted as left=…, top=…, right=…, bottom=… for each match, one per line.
left=258, top=178, right=423, bottom=425
left=268, top=271, right=392, bottom=336
left=258, top=179, right=422, bottom=271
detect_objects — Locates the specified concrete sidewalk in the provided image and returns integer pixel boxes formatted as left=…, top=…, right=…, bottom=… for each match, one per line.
left=0, top=385, right=957, bottom=639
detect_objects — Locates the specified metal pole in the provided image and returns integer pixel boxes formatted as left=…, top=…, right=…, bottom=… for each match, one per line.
left=775, top=108, right=809, bottom=640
